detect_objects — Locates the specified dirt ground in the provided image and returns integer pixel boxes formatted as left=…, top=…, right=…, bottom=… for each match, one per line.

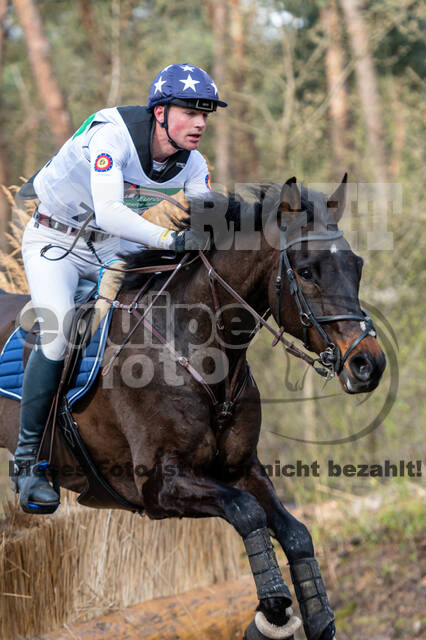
left=1, top=451, right=424, bottom=639
left=37, top=495, right=425, bottom=640
left=299, top=534, right=426, bottom=638
left=268, top=492, right=426, bottom=640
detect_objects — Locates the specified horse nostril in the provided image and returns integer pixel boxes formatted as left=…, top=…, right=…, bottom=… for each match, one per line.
left=350, top=353, right=373, bottom=381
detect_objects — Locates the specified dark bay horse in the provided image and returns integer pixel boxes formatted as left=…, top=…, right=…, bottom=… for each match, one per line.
left=0, top=177, right=386, bottom=640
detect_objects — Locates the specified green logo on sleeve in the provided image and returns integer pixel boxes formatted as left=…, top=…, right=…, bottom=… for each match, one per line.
left=72, top=113, right=96, bottom=139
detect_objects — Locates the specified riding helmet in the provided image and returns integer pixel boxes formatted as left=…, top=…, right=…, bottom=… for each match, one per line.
left=148, top=63, right=228, bottom=112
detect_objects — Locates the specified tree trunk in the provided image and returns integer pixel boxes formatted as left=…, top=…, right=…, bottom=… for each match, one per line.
left=78, top=0, right=110, bottom=71
left=0, top=0, right=10, bottom=251
left=388, top=75, right=405, bottom=180
left=339, top=0, right=388, bottom=185
left=106, top=0, right=121, bottom=107
left=276, top=28, right=296, bottom=173
left=229, top=0, right=258, bottom=182
left=207, top=0, right=230, bottom=188
left=0, top=0, right=6, bottom=71
left=321, top=0, right=350, bottom=177
left=12, top=0, right=72, bottom=147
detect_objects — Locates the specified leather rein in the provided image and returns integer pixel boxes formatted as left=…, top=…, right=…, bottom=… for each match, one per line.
left=97, top=231, right=376, bottom=426
left=42, top=188, right=376, bottom=420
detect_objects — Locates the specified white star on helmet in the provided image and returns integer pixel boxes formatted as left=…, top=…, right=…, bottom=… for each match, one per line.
left=210, top=81, right=218, bottom=95
left=179, top=74, right=200, bottom=92
left=180, top=64, right=195, bottom=72
left=154, top=76, right=166, bottom=94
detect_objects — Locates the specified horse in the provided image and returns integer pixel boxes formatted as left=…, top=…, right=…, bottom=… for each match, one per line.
left=0, top=176, right=386, bottom=640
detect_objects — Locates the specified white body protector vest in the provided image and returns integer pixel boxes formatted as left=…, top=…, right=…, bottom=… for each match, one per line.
left=33, top=106, right=210, bottom=238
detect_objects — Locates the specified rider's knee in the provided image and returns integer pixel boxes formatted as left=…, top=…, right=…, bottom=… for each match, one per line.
left=39, top=335, right=68, bottom=361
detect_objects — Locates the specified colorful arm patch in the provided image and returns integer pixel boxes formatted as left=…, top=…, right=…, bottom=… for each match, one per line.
left=205, top=174, right=212, bottom=191
left=94, top=153, right=113, bottom=172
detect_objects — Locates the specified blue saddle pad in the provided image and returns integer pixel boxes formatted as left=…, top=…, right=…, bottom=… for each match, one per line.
left=0, top=307, right=113, bottom=407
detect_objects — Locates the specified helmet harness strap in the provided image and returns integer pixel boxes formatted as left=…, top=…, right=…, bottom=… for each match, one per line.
left=158, top=104, right=185, bottom=151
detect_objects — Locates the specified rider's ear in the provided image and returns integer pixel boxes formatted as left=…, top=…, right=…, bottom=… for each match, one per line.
left=280, top=177, right=301, bottom=215
left=327, top=173, right=348, bottom=223
left=154, top=105, right=165, bottom=124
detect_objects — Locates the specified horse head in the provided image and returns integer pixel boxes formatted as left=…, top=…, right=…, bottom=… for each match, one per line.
left=267, top=174, right=386, bottom=393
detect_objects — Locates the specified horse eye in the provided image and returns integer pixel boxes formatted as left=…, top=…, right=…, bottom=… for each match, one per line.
left=298, top=267, right=313, bottom=281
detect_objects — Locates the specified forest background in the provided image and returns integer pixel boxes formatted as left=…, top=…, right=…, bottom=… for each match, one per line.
left=0, top=0, right=424, bottom=506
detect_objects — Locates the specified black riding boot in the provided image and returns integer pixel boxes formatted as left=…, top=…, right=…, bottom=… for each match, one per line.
left=13, top=345, right=63, bottom=514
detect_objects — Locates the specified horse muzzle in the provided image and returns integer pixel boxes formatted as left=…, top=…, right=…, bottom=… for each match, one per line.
left=340, top=348, right=386, bottom=393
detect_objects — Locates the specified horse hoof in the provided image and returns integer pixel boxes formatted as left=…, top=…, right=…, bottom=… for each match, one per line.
left=243, top=619, right=296, bottom=639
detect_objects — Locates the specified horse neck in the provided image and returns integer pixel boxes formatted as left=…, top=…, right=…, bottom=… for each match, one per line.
left=206, top=246, right=274, bottom=325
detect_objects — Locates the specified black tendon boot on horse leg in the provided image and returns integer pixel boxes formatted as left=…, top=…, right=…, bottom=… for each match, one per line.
left=236, top=461, right=336, bottom=640
left=290, top=558, right=335, bottom=640
left=13, top=345, right=63, bottom=514
left=242, top=527, right=301, bottom=640
left=141, top=459, right=301, bottom=640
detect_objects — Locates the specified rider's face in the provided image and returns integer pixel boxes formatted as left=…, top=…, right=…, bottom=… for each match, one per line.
left=155, top=105, right=208, bottom=150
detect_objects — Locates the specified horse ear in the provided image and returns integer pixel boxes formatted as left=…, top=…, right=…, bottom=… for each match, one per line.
left=280, top=177, right=301, bottom=214
left=327, top=173, right=348, bottom=222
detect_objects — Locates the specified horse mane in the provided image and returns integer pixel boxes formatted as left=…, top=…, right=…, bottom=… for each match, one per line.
left=120, top=184, right=328, bottom=291
left=120, top=249, right=181, bottom=291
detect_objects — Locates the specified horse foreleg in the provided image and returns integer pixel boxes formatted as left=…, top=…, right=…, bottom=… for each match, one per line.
left=142, top=455, right=302, bottom=639
left=236, top=459, right=336, bottom=640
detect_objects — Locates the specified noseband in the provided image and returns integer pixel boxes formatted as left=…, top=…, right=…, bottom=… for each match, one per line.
left=275, top=229, right=376, bottom=377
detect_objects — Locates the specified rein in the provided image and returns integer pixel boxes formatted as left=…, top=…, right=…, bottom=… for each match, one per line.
left=97, top=221, right=377, bottom=427
left=40, top=186, right=376, bottom=419
left=197, top=252, right=329, bottom=375
left=98, top=229, right=376, bottom=428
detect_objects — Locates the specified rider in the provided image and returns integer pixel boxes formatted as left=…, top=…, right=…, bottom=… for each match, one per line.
left=13, top=63, right=227, bottom=514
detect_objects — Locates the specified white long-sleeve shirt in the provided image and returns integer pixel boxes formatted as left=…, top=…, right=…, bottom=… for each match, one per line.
left=34, top=106, right=210, bottom=248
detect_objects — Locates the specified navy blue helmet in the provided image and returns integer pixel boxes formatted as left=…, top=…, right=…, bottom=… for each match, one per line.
left=148, top=63, right=227, bottom=112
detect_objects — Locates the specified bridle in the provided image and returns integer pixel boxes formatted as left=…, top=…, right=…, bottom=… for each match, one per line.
left=42, top=188, right=376, bottom=381
left=275, top=227, right=376, bottom=377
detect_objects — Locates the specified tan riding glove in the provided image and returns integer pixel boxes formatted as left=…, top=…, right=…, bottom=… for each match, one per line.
left=92, top=190, right=189, bottom=336
left=140, top=189, right=189, bottom=230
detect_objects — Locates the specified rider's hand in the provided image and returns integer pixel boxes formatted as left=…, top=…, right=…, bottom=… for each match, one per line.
left=170, top=228, right=210, bottom=252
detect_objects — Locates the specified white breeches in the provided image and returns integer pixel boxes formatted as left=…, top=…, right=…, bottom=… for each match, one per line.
left=22, top=219, right=127, bottom=361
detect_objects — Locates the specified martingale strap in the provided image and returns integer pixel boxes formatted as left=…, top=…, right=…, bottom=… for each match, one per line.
left=89, top=187, right=377, bottom=414
left=98, top=254, right=255, bottom=423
